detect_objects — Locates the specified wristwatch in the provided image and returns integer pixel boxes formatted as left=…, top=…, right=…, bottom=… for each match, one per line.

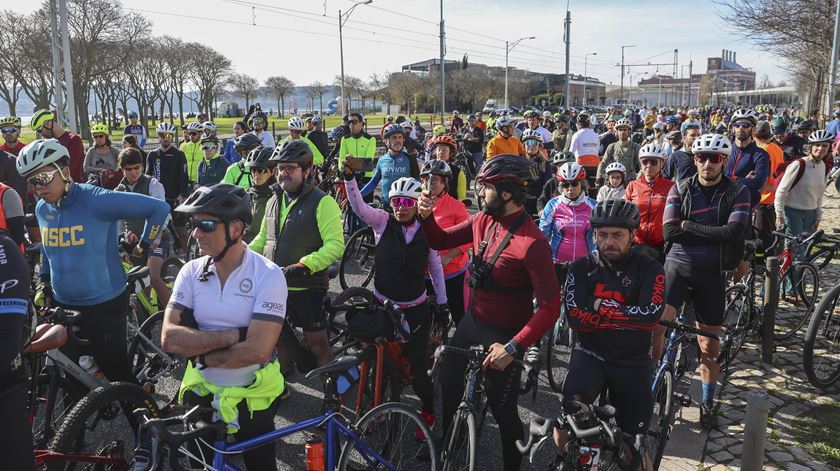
left=504, top=340, right=522, bottom=357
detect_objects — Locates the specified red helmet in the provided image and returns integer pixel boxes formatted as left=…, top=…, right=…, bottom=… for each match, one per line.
left=432, top=135, right=457, bottom=152
left=557, top=162, right=587, bottom=182
left=476, top=154, right=538, bottom=186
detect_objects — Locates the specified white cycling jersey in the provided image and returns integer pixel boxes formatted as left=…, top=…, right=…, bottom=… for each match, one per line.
left=570, top=128, right=600, bottom=158
left=170, top=245, right=287, bottom=386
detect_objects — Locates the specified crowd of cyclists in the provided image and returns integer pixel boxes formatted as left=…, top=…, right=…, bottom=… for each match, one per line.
left=0, top=98, right=839, bottom=470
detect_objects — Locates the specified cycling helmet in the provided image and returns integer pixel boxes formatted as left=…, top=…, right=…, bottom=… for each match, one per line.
left=234, top=132, right=262, bottom=151
left=604, top=162, right=626, bottom=176
left=287, top=117, right=304, bottom=131
left=452, top=110, right=460, bottom=115
left=666, top=130, right=682, bottom=141
left=186, top=121, right=204, bottom=132
left=557, top=162, right=586, bottom=182
left=156, top=122, right=177, bottom=134
left=432, top=135, right=457, bottom=152
left=520, top=129, right=544, bottom=143
left=551, top=150, right=575, bottom=166
left=653, top=122, right=666, bottom=131
left=383, top=124, right=404, bottom=139
left=200, top=135, right=219, bottom=146
left=386, top=115, right=394, bottom=121
left=638, top=141, right=667, bottom=159
left=270, top=139, right=313, bottom=165
left=0, top=116, right=21, bottom=127
left=311, top=116, right=323, bottom=125
left=17, top=138, right=69, bottom=176
left=395, top=115, right=407, bottom=124
left=543, top=111, right=552, bottom=118
left=203, top=121, right=218, bottom=132
left=665, top=115, right=680, bottom=124
left=494, top=116, right=515, bottom=130
left=590, top=199, right=640, bottom=229
left=691, top=133, right=732, bottom=157
left=834, top=110, right=840, bottom=118
left=90, top=123, right=109, bottom=136
left=30, top=109, right=55, bottom=131
left=176, top=183, right=252, bottom=224
left=731, top=108, right=757, bottom=124
left=615, top=118, right=632, bottom=129
left=433, top=124, right=447, bottom=136
left=389, top=177, right=423, bottom=200
left=623, top=110, right=633, bottom=118
left=577, top=113, right=590, bottom=124
left=797, top=119, right=817, bottom=131
left=127, top=110, right=139, bottom=119
left=467, top=114, right=476, bottom=121
left=524, top=110, right=538, bottom=119
left=420, top=159, right=452, bottom=179
left=808, top=129, right=835, bottom=143
left=424, top=131, right=433, bottom=140
left=400, top=120, right=413, bottom=131
left=245, top=146, right=275, bottom=168
left=476, top=154, right=538, bottom=187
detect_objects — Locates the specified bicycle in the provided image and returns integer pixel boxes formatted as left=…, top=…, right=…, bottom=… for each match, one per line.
left=544, top=263, right=574, bottom=393
left=805, top=227, right=840, bottom=271
left=130, top=356, right=438, bottom=470
left=430, top=344, right=538, bottom=471
left=721, top=239, right=766, bottom=363
left=339, top=226, right=375, bottom=290
left=803, top=281, right=840, bottom=390
left=768, top=229, right=821, bottom=339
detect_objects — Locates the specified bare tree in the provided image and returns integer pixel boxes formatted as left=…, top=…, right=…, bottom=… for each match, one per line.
left=308, top=82, right=328, bottom=115
left=387, top=72, right=422, bottom=113
left=0, top=67, right=21, bottom=116
left=758, top=73, right=773, bottom=90
left=265, top=76, right=294, bottom=117
left=0, top=11, right=53, bottom=109
left=227, top=73, right=259, bottom=109
left=189, top=44, right=231, bottom=119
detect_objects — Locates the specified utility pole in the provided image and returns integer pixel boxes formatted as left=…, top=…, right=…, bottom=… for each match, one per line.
left=49, top=0, right=77, bottom=132
left=688, top=59, right=693, bottom=107
left=564, top=3, right=571, bottom=109
left=672, top=49, right=678, bottom=107
left=439, top=0, right=445, bottom=123
left=620, top=45, right=636, bottom=105
left=338, top=1, right=372, bottom=117
left=504, top=36, right=535, bottom=109
left=826, top=0, right=840, bottom=116
left=584, top=52, right=597, bottom=107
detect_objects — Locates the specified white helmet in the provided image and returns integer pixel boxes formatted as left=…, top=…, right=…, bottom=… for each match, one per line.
left=808, top=129, right=835, bottom=143
left=543, top=111, right=552, bottom=118
left=288, top=117, right=304, bottom=131
left=156, top=122, right=177, bottom=134
left=558, top=162, right=586, bottom=182
left=186, top=121, right=204, bottom=132
left=495, top=116, right=515, bottom=130
left=202, top=121, right=218, bottom=132
left=731, top=108, right=757, bottom=124
left=615, top=118, right=633, bottom=130
left=692, top=133, right=733, bottom=157
left=17, top=138, right=69, bottom=176
left=401, top=120, right=413, bottom=131
left=638, top=142, right=667, bottom=159
left=520, top=129, right=544, bottom=143
left=389, top=177, right=423, bottom=200
left=604, top=162, right=627, bottom=176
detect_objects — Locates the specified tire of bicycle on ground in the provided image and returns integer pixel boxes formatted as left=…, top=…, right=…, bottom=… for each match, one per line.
left=803, top=282, right=840, bottom=390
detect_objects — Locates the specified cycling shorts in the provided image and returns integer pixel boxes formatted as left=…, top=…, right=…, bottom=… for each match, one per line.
left=561, top=348, right=652, bottom=435
left=285, top=288, right=328, bottom=332
left=663, top=261, right=725, bottom=326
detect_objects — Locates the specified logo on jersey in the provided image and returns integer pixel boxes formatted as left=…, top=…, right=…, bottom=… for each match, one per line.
left=0, top=279, right=19, bottom=293
left=261, top=301, right=285, bottom=313
left=239, top=279, right=253, bottom=293
left=621, top=276, right=631, bottom=287
left=41, top=225, right=86, bottom=247
left=148, top=225, right=160, bottom=240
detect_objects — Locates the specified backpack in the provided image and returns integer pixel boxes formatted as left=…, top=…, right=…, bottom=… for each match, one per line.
left=772, top=156, right=832, bottom=191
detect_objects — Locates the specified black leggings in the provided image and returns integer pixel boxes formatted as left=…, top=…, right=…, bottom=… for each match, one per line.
left=0, top=381, right=35, bottom=470
left=440, top=313, right=524, bottom=471
left=402, top=303, right=434, bottom=413
left=425, top=272, right=466, bottom=326
left=182, top=390, right=280, bottom=470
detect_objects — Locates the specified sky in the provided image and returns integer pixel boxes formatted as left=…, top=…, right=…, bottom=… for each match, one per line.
left=7, top=0, right=785, bottom=89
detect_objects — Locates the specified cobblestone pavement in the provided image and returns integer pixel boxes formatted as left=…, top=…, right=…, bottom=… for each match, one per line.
left=662, top=192, right=840, bottom=471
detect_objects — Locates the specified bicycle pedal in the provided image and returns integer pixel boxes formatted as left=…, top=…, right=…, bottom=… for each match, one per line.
left=677, top=394, right=692, bottom=408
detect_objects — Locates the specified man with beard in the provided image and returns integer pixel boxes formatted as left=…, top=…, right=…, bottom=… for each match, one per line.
left=658, top=133, right=750, bottom=429
left=723, top=108, right=769, bottom=210
left=249, top=140, right=343, bottom=376
left=555, top=199, right=664, bottom=471
left=418, top=154, right=560, bottom=471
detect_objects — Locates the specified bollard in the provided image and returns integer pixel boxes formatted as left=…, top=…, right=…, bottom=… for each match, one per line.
left=741, top=390, right=769, bottom=471
left=761, top=256, right=780, bottom=364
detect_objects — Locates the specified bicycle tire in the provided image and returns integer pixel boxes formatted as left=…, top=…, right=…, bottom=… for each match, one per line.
left=339, top=227, right=376, bottom=290
left=328, top=287, right=377, bottom=347
left=545, top=311, right=573, bottom=393
left=803, top=283, right=840, bottom=390
left=186, top=235, right=200, bottom=262
left=807, top=244, right=835, bottom=271
left=649, top=370, right=674, bottom=470
left=441, top=405, right=477, bottom=471
left=161, top=256, right=184, bottom=285
left=48, top=382, right=159, bottom=471
left=338, top=401, right=439, bottom=471
left=29, top=373, right=83, bottom=450
left=722, top=285, right=751, bottom=365
left=344, top=348, right=402, bottom=420
left=127, top=311, right=181, bottom=405
left=774, top=262, right=819, bottom=340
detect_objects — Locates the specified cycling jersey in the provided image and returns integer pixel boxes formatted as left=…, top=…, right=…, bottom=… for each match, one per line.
left=170, top=247, right=287, bottom=387
left=724, top=141, right=770, bottom=208
left=222, top=161, right=251, bottom=189
left=278, top=135, right=324, bottom=166
left=569, top=128, right=600, bottom=167
left=180, top=140, right=203, bottom=183
left=447, top=164, right=468, bottom=201
left=307, top=130, right=329, bottom=158
left=37, top=183, right=170, bottom=305
left=252, top=130, right=275, bottom=149
left=662, top=150, right=696, bottom=182
left=123, top=124, right=147, bottom=147
left=756, top=140, right=785, bottom=205
left=223, top=138, right=240, bottom=164
left=486, top=135, right=526, bottom=159
left=146, top=146, right=190, bottom=200
left=197, top=155, right=227, bottom=186
left=360, top=150, right=416, bottom=202
left=597, top=141, right=640, bottom=181
left=0, top=182, right=24, bottom=247
left=539, top=193, right=596, bottom=263
left=0, top=141, right=25, bottom=156
left=624, top=174, right=674, bottom=248
left=427, top=192, right=469, bottom=277
left=564, top=249, right=665, bottom=367
left=244, top=180, right=275, bottom=243
left=56, top=131, right=85, bottom=183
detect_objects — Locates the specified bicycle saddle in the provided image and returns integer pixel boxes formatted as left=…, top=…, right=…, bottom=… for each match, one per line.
left=24, top=323, right=68, bottom=353
left=304, top=355, right=361, bottom=380
left=126, top=265, right=151, bottom=284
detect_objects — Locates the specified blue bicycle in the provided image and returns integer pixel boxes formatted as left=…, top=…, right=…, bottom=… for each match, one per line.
left=131, top=356, right=438, bottom=470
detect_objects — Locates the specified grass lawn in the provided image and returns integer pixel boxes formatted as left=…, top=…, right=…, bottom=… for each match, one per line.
left=787, top=399, right=840, bottom=468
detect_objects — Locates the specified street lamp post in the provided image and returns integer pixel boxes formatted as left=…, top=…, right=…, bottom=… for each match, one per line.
left=338, top=0, right=372, bottom=117
left=584, top=52, right=597, bottom=106
left=619, top=44, right=636, bottom=104
left=505, top=36, right=535, bottom=109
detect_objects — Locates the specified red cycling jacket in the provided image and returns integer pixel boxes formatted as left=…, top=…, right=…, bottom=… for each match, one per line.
left=624, top=174, right=674, bottom=248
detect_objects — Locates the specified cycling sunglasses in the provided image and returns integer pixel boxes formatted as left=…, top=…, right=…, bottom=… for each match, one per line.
left=28, top=167, right=61, bottom=187
left=640, top=158, right=661, bottom=166
left=732, top=121, right=753, bottom=129
left=201, top=145, right=217, bottom=151
left=1, top=127, right=18, bottom=134
left=192, top=218, right=221, bottom=233
left=348, top=120, right=360, bottom=125
left=188, top=132, right=199, bottom=136
left=158, top=133, right=173, bottom=139
left=695, top=154, right=724, bottom=164
left=390, top=197, right=417, bottom=209
left=560, top=181, right=580, bottom=188
left=250, top=167, right=270, bottom=174
left=524, top=139, right=541, bottom=147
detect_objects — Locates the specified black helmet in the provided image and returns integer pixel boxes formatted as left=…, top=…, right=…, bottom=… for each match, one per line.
left=395, top=115, right=407, bottom=124
left=176, top=183, right=252, bottom=224
left=590, top=199, right=640, bottom=230
left=245, top=146, right=275, bottom=169
left=551, top=150, right=575, bottom=166
left=383, top=124, right=404, bottom=139
left=200, top=135, right=219, bottom=146
left=577, top=113, right=590, bottom=124
left=270, top=139, right=313, bottom=165
left=420, top=159, right=452, bottom=179
left=234, top=133, right=261, bottom=151
left=476, top=154, right=538, bottom=187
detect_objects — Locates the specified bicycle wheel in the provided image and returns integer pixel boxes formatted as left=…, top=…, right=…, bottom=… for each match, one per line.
left=339, top=401, right=438, bottom=471
left=648, top=371, right=674, bottom=470
left=127, top=311, right=182, bottom=405
left=343, top=349, right=402, bottom=420
left=161, top=256, right=184, bottom=285
left=441, top=405, right=477, bottom=471
left=806, top=244, right=835, bottom=271
left=48, top=382, right=159, bottom=471
left=329, top=287, right=377, bottom=347
left=545, top=311, right=573, bottom=393
left=722, top=285, right=751, bottom=365
left=339, top=227, right=376, bottom=290
left=775, top=262, right=819, bottom=340
left=29, top=373, right=83, bottom=450
left=186, top=235, right=200, bottom=262
left=803, top=283, right=840, bottom=389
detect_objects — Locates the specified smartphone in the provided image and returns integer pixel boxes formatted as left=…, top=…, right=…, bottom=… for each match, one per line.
left=346, top=157, right=374, bottom=173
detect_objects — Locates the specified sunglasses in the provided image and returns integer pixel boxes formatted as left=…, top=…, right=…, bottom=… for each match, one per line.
left=560, top=181, right=581, bottom=188
left=1, top=127, right=18, bottom=134
left=277, top=165, right=300, bottom=174
left=158, top=133, right=173, bottom=139
left=390, top=197, right=417, bottom=209
left=188, top=132, right=199, bottom=136
left=28, top=167, right=61, bottom=187
left=695, top=154, right=724, bottom=164
left=640, top=159, right=661, bottom=166
left=201, top=145, right=217, bottom=151
left=94, top=134, right=106, bottom=139
left=732, top=122, right=753, bottom=129
left=348, top=120, right=360, bottom=125
left=192, top=218, right=221, bottom=233
left=250, top=167, right=270, bottom=174
left=524, top=139, right=541, bottom=147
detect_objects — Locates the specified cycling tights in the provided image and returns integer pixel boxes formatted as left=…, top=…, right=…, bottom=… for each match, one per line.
left=440, top=313, right=524, bottom=471
left=402, top=303, right=433, bottom=413
left=0, top=381, right=35, bottom=470
left=425, top=272, right=466, bottom=326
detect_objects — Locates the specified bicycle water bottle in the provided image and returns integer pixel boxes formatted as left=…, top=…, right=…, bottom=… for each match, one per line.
left=336, top=366, right=360, bottom=395
left=305, top=433, right=325, bottom=470
left=79, top=355, right=107, bottom=384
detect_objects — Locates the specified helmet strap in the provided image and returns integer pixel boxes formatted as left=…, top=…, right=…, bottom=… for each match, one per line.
left=212, top=222, right=238, bottom=263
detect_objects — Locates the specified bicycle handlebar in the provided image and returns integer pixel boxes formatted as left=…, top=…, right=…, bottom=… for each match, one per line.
left=42, top=307, right=90, bottom=347
left=434, top=344, right=540, bottom=395
left=516, top=401, right=622, bottom=462
left=659, top=319, right=726, bottom=342
left=134, top=406, right=227, bottom=471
